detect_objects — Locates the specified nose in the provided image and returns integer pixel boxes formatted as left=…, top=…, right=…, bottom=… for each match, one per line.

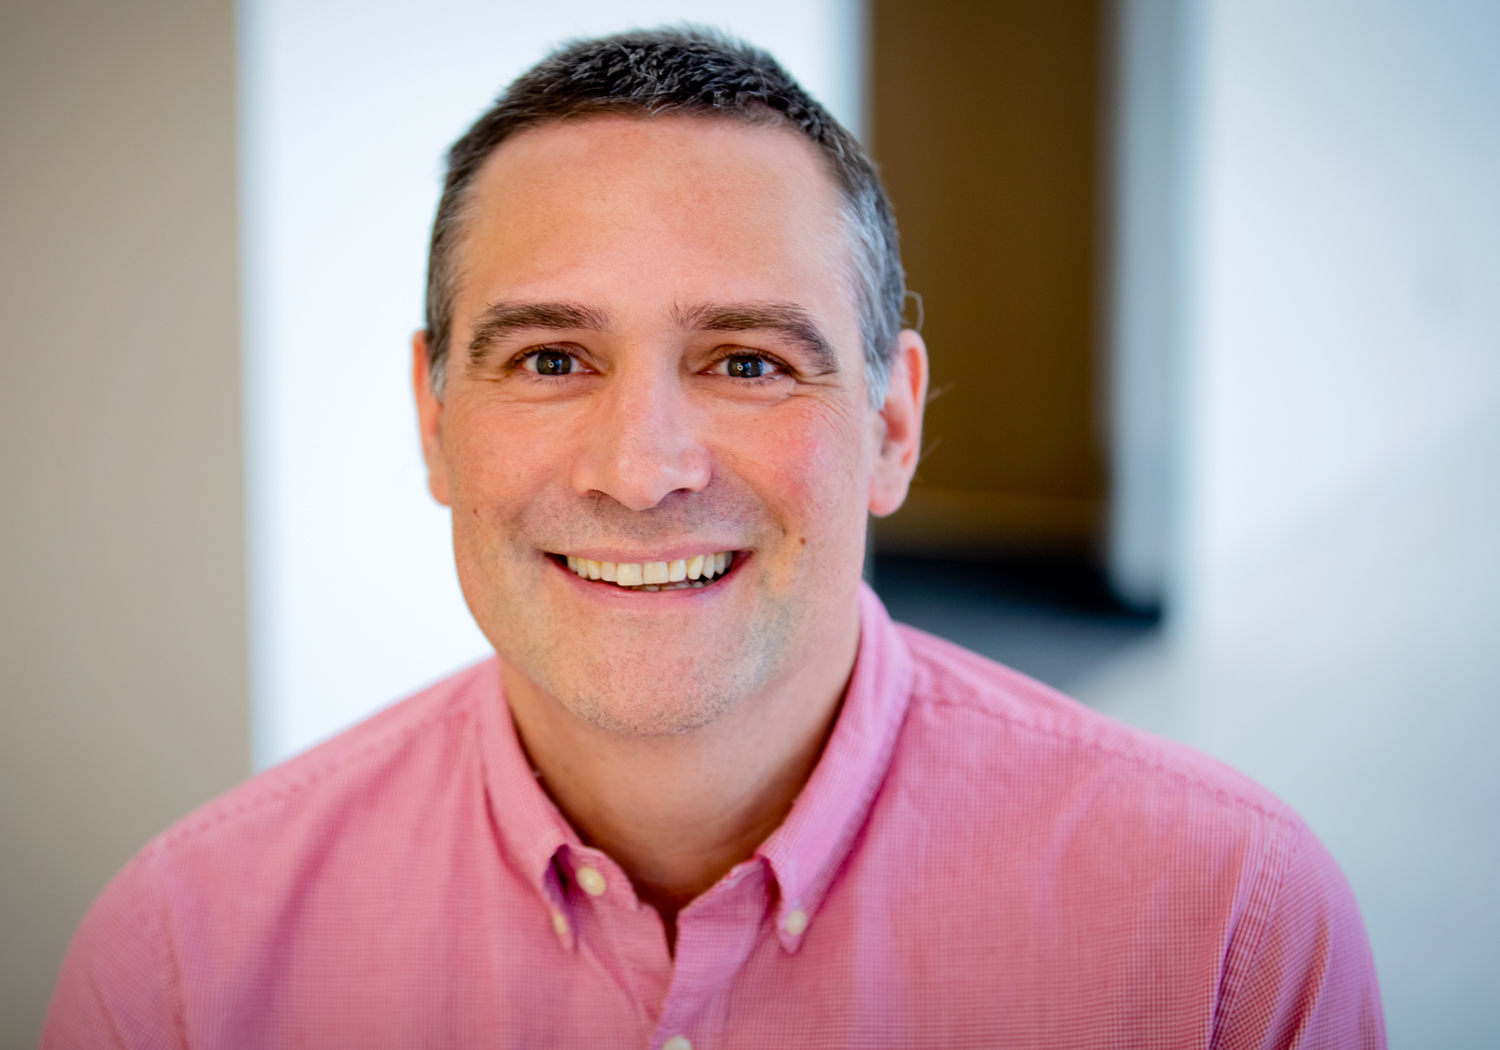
left=570, top=360, right=710, bottom=511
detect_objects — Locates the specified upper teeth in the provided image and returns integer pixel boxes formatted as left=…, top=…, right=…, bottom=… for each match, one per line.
left=565, top=551, right=733, bottom=589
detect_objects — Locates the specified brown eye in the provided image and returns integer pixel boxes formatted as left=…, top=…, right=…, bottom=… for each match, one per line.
left=531, top=349, right=574, bottom=375
left=725, top=355, right=765, bottom=379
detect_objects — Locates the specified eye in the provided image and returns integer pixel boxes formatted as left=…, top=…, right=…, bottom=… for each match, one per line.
left=726, top=356, right=763, bottom=379
left=713, top=353, right=779, bottom=379
left=522, top=348, right=579, bottom=376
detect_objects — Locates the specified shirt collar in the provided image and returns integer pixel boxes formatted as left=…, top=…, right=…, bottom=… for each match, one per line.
left=475, top=660, right=579, bottom=922
left=755, top=583, right=914, bottom=951
left=476, top=583, right=915, bottom=951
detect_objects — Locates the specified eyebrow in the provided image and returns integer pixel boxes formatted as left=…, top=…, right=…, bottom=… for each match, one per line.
left=467, top=301, right=611, bottom=365
left=674, top=302, right=841, bottom=374
left=464, top=298, right=841, bottom=374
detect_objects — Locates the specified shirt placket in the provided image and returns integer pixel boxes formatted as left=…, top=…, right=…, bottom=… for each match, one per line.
left=647, top=859, right=773, bottom=1050
left=557, top=845, right=675, bottom=1030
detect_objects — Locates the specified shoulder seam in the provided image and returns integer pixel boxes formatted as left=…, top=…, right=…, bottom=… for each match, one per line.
left=1210, top=818, right=1307, bottom=1046
left=913, top=685, right=1299, bottom=829
left=114, top=850, right=188, bottom=1049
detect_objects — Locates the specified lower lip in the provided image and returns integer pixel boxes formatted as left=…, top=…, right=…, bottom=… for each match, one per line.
left=551, top=553, right=744, bottom=602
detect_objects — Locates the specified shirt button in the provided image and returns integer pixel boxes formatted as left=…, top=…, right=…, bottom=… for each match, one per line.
left=784, top=908, right=809, bottom=936
left=576, top=866, right=607, bottom=897
left=663, top=1038, right=692, bottom=1050
left=551, top=910, right=569, bottom=937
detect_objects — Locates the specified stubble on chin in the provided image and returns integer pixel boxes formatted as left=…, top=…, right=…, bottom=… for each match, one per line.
left=500, top=549, right=806, bottom=737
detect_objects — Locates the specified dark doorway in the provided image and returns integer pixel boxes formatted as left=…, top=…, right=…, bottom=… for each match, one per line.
left=871, top=0, right=1108, bottom=561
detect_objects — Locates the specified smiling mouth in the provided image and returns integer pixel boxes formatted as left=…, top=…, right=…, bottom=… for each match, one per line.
left=557, top=551, right=736, bottom=591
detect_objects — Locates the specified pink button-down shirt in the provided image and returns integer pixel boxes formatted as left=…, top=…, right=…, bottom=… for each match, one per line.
left=46, top=586, right=1384, bottom=1048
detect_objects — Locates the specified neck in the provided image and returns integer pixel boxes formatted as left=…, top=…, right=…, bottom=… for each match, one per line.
left=501, top=614, right=858, bottom=951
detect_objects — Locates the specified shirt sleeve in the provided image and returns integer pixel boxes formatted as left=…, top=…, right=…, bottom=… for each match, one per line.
left=42, top=854, right=186, bottom=1050
left=1214, top=822, right=1387, bottom=1050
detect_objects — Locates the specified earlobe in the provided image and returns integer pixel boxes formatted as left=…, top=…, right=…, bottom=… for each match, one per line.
left=412, top=331, right=452, bottom=507
left=868, top=329, right=929, bottom=517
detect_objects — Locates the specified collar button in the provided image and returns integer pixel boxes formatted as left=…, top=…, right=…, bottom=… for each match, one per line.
left=576, top=866, right=607, bottom=897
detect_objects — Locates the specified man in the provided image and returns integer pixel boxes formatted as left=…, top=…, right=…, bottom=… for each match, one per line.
left=46, top=29, right=1383, bottom=1049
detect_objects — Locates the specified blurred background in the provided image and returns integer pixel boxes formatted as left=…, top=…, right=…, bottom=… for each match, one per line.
left=2, top=0, right=1496, bottom=1045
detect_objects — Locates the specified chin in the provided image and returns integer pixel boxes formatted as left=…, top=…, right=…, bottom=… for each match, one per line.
left=529, top=643, right=778, bottom=738
left=569, top=688, right=736, bottom=737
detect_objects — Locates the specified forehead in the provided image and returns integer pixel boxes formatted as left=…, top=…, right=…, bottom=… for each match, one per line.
left=452, top=114, right=857, bottom=337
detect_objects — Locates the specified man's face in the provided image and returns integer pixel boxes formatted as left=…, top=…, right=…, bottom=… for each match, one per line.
left=416, top=114, right=922, bottom=735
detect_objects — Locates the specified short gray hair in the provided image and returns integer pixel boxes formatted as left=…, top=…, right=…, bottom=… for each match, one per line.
left=424, top=27, right=906, bottom=406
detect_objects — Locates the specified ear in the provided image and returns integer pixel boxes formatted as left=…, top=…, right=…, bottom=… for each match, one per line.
left=868, top=328, right=929, bottom=516
left=412, top=331, right=452, bottom=507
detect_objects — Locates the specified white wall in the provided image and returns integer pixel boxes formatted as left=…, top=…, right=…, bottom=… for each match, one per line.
left=1179, top=0, right=1500, bottom=632
left=239, top=0, right=865, bottom=768
left=1090, top=2, right=1500, bottom=1043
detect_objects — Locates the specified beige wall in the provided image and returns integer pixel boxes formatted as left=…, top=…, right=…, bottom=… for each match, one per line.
left=0, top=0, right=248, bottom=1043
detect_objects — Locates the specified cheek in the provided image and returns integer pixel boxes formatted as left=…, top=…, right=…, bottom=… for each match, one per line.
left=719, top=405, right=871, bottom=546
left=441, top=405, right=561, bottom=565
